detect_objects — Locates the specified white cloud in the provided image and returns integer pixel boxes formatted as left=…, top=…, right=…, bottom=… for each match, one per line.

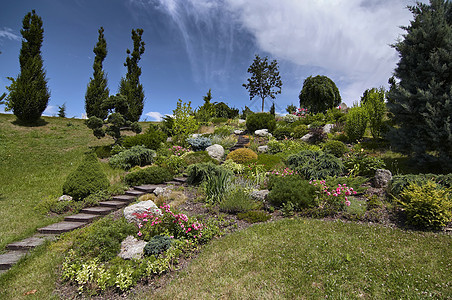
left=0, top=27, right=21, bottom=41
left=145, top=111, right=164, bottom=121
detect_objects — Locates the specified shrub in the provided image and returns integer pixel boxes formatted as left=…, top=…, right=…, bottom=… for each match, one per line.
left=308, top=127, right=327, bottom=144
left=237, top=210, right=271, bottom=223
left=109, top=145, right=155, bottom=170
left=182, top=151, right=218, bottom=165
left=209, top=134, right=237, bottom=150
left=122, top=127, right=166, bottom=150
left=221, top=159, right=245, bottom=174
left=389, top=173, right=452, bottom=198
left=343, top=152, right=386, bottom=177
left=218, top=186, right=255, bottom=214
left=322, top=140, right=348, bottom=157
left=159, top=154, right=187, bottom=175
left=204, top=170, right=233, bottom=204
left=345, top=106, right=368, bottom=141
left=254, top=154, right=285, bottom=171
left=187, top=136, right=212, bottom=151
left=267, top=176, right=319, bottom=210
left=143, top=235, right=173, bottom=257
left=94, top=145, right=112, bottom=158
left=227, top=148, right=258, bottom=164
left=213, top=126, right=232, bottom=137
left=186, top=162, right=232, bottom=185
left=211, top=117, right=228, bottom=124
left=282, top=114, right=299, bottom=124
left=62, top=153, right=110, bottom=201
left=292, top=124, right=309, bottom=138
left=124, top=166, right=173, bottom=186
left=398, top=181, right=452, bottom=230
left=246, top=112, right=276, bottom=133
left=273, top=127, right=293, bottom=140
left=286, top=150, right=344, bottom=180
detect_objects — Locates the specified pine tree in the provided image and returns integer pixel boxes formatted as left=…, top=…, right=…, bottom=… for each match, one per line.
left=387, top=0, right=452, bottom=168
left=119, top=28, right=145, bottom=122
left=85, top=27, right=109, bottom=120
left=6, top=10, right=50, bottom=123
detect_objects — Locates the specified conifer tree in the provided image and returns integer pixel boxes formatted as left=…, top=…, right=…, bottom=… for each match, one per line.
left=5, top=10, right=50, bottom=123
left=387, top=0, right=452, bottom=167
left=119, top=28, right=145, bottom=122
left=85, top=27, right=109, bottom=120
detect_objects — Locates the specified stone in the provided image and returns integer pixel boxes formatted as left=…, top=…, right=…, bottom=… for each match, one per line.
left=373, top=169, right=392, bottom=188
left=118, top=236, right=147, bottom=260
left=323, top=124, right=335, bottom=134
left=58, top=195, right=72, bottom=201
left=234, top=129, right=245, bottom=135
left=257, top=145, right=268, bottom=153
left=154, top=186, right=173, bottom=197
left=191, top=133, right=202, bottom=138
left=238, top=119, right=246, bottom=124
left=250, top=190, right=270, bottom=201
left=123, top=200, right=161, bottom=224
left=206, top=144, right=225, bottom=161
left=255, top=129, right=272, bottom=137
left=300, top=133, right=313, bottom=142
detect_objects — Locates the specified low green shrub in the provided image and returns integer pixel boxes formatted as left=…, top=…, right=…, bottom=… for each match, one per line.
left=345, top=106, right=368, bottom=141
left=209, top=134, right=237, bottom=150
left=398, top=181, right=452, bottom=230
left=124, top=166, right=173, bottom=186
left=186, top=162, right=232, bottom=185
left=62, top=153, right=110, bottom=200
left=182, top=151, right=218, bottom=165
left=219, top=186, right=255, bottom=214
left=144, top=235, right=173, bottom=257
left=286, top=150, right=344, bottom=180
left=344, top=152, right=386, bottom=177
left=324, top=176, right=368, bottom=194
left=213, top=126, right=233, bottom=137
left=267, top=175, right=319, bottom=210
left=94, top=145, right=112, bottom=158
left=237, top=210, right=271, bottom=223
left=226, top=148, right=258, bottom=164
left=160, top=154, right=188, bottom=175
left=253, top=154, right=285, bottom=171
left=307, top=127, right=327, bottom=144
left=204, top=170, right=233, bottom=204
left=122, top=126, right=166, bottom=150
left=246, top=112, right=276, bottom=133
left=273, top=127, right=293, bottom=140
left=221, top=159, right=245, bottom=174
left=292, top=124, right=309, bottom=138
left=187, top=136, right=212, bottom=151
left=322, top=140, right=349, bottom=157
left=389, top=173, right=452, bottom=198
left=109, top=145, right=156, bottom=170
left=211, top=117, right=228, bottom=124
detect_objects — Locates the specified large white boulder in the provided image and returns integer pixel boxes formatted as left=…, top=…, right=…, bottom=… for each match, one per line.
left=206, top=144, right=225, bottom=161
left=123, top=200, right=161, bottom=224
left=118, top=236, right=147, bottom=260
left=255, top=129, right=272, bottom=137
left=257, top=145, right=269, bottom=153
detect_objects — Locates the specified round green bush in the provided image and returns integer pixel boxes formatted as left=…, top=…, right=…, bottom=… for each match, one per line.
left=273, top=127, right=293, bottom=140
left=246, top=112, right=276, bottom=133
left=109, top=145, right=156, bottom=170
left=124, top=166, right=173, bottom=186
left=182, top=151, right=218, bottom=166
left=226, top=148, right=258, bottom=164
left=286, top=150, right=344, bottom=180
left=292, top=124, right=309, bottom=138
left=62, top=153, right=110, bottom=201
left=267, top=176, right=319, bottom=210
left=186, top=162, right=232, bottom=185
left=322, top=140, right=348, bottom=157
left=122, top=127, right=166, bottom=150
left=144, top=235, right=173, bottom=257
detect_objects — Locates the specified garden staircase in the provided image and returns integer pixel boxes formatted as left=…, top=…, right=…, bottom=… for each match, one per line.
left=229, top=134, right=250, bottom=151
left=0, top=177, right=187, bottom=275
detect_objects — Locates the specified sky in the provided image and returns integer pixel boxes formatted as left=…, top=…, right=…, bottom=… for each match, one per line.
left=0, top=0, right=421, bottom=121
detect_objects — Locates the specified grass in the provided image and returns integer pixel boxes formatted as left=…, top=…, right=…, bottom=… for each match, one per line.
left=144, top=218, right=451, bottom=299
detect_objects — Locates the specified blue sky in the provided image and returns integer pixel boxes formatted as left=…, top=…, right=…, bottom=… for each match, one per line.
left=0, top=0, right=419, bottom=120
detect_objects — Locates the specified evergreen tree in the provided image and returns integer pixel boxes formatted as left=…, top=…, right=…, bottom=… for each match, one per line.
left=5, top=10, right=50, bottom=123
left=299, top=75, right=341, bottom=114
left=361, top=87, right=386, bottom=139
left=119, top=28, right=145, bottom=122
left=387, top=0, right=452, bottom=167
left=85, top=27, right=109, bottom=120
left=58, top=103, right=66, bottom=118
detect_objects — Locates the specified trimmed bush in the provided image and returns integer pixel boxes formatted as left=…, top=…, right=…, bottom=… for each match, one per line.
left=398, top=181, right=452, bottom=230
left=322, top=140, right=348, bottom=157
left=286, top=150, right=344, bottom=180
left=124, top=166, right=173, bottom=186
left=237, top=210, right=271, bottom=223
left=186, top=162, right=232, bottom=185
left=182, top=151, right=218, bottom=165
left=109, top=145, right=155, bottom=170
left=254, top=154, right=285, bottom=171
left=62, top=153, right=110, bottom=201
left=273, top=127, right=293, bottom=140
left=246, top=112, right=276, bottom=133
left=187, top=136, right=212, bottom=151
left=227, top=148, right=258, bottom=164
left=144, top=235, right=173, bottom=257
left=122, top=126, right=166, bottom=150
left=292, top=124, right=309, bottom=138
left=345, top=106, right=368, bottom=141
left=389, top=173, right=452, bottom=198
left=267, top=176, right=318, bottom=210
left=219, top=187, right=255, bottom=214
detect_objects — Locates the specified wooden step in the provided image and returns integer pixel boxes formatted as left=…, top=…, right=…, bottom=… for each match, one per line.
left=98, top=200, right=129, bottom=209
left=64, top=213, right=101, bottom=223
left=38, top=221, right=86, bottom=234
left=80, top=206, right=115, bottom=215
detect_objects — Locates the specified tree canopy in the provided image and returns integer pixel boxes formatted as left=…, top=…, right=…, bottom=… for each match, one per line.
left=299, top=75, right=341, bottom=114
left=242, top=55, right=282, bottom=112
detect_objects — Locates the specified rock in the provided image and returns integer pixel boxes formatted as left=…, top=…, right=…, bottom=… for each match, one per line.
left=323, top=124, right=335, bottom=134
left=250, top=190, right=270, bottom=201
left=124, top=200, right=161, bottom=224
left=118, top=236, right=147, bottom=260
left=234, top=130, right=245, bottom=135
left=166, top=137, right=172, bottom=143
left=238, top=119, right=246, bottom=124
left=255, top=129, right=272, bottom=137
left=191, top=133, right=202, bottom=138
left=373, top=169, right=392, bottom=188
left=257, top=145, right=268, bottom=153
left=153, top=186, right=172, bottom=197
left=58, top=195, right=73, bottom=202
left=300, top=133, right=313, bottom=142
left=206, top=144, right=225, bottom=161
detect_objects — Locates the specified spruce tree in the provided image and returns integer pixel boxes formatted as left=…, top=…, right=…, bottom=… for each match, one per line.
left=6, top=10, right=50, bottom=123
left=85, top=27, right=109, bottom=120
left=119, top=28, right=145, bottom=122
left=387, top=0, right=452, bottom=168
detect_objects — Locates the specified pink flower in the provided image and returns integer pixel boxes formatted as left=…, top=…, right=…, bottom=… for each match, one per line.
left=345, top=200, right=351, bottom=206
left=138, top=231, right=142, bottom=237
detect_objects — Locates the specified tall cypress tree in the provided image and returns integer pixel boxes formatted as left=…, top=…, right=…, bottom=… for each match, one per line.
left=387, top=0, right=452, bottom=168
left=119, top=28, right=145, bottom=122
left=85, top=27, right=109, bottom=119
left=6, top=10, right=50, bottom=123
